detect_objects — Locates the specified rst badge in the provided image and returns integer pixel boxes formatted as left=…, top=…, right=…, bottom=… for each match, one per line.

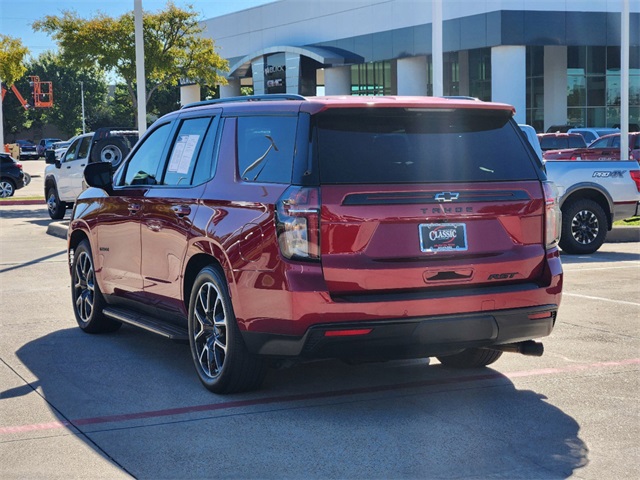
left=419, top=223, right=468, bottom=252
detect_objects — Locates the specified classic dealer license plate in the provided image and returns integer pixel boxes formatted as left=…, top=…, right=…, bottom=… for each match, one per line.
left=419, top=223, right=468, bottom=252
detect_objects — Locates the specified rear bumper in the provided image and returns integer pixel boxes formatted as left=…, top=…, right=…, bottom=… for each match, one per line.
left=242, top=305, right=557, bottom=359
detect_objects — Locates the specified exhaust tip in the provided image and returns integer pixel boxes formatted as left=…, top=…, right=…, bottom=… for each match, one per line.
left=491, top=340, right=544, bottom=357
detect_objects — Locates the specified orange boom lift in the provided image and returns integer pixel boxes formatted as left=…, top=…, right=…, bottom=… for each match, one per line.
left=1, top=76, right=53, bottom=109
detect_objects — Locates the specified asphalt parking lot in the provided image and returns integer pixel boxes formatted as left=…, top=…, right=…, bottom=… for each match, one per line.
left=1, top=204, right=638, bottom=479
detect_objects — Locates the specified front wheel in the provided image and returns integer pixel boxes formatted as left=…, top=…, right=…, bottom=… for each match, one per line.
left=71, top=240, right=121, bottom=333
left=188, top=266, right=266, bottom=393
left=437, top=348, right=503, bottom=368
left=559, top=199, right=607, bottom=254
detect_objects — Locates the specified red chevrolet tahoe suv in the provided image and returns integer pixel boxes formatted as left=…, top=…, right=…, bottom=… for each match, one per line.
left=69, top=95, right=563, bottom=393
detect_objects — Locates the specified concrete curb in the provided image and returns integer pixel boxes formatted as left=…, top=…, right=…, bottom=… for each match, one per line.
left=0, top=199, right=45, bottom=206
left=606, top=226, right=640, bottom=243
left=47, top=221, right=69, bottom=240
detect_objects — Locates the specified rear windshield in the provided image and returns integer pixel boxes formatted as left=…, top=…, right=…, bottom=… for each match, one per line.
left=315, top=108, right=540, bottom=184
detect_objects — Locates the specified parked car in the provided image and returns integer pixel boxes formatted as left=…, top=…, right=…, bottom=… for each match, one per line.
left=37, top=137, right=62, bottom=157
left=537, top=133, right=587, bottom=151
left=546, top=125, right=576, bottom=133
left=46, top=140, right=72, bottom=162
left=567, top=127, right=619, bottom=145
left=69, top=95, right=563, bottom=394
left=544, top=132, right=640, bottom=162
left=44, top=128, right=138, bottom=219
left=15, top=139, right=39, bottom=160
left=0, top=153, right=26, bottom=197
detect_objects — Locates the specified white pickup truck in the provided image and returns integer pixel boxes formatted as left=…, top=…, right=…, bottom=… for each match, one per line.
left=544, top=160, right=640, bottom=254
left=44, top=128, right=138, bottom=219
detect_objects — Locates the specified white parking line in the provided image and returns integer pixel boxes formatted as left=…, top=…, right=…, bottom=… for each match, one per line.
left=562, top=263, right=640, bottom=272
left=563, top=292, right=640, bottom=307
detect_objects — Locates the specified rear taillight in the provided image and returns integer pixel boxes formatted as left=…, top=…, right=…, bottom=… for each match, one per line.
left=16, top=162, right=23, bottom=170
left=630, top=170, right=640, bottom=192
left=275, top=186, right=320, bottom=261
left=543, top=181, right=561, bottom=249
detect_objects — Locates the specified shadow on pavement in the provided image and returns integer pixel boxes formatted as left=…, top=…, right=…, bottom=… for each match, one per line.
left=7, top=326, right=589, bottom=478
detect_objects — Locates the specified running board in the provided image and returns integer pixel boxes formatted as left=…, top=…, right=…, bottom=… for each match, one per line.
left=103, top=307, right=189, bottom=342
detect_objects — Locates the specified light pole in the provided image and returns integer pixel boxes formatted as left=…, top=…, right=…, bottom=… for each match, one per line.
left=80, top=81, right=86, bottom=134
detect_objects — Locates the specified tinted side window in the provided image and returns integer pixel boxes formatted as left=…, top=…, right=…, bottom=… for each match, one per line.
left=192, top=117, right=220, bottom=185
left=77, top=136, right=91, bottom=160
left=163, top=117, right=212, bottom=186
left=611, top=136, right=620, bottom=148
left=568, top=136, right=586, bottom=148
left=590, top=137, right=610, bottom=149
left=316, top=109, right=539, bottom=184
left=63, top=138, right=81, bottom=162
left=237, top=116, right=297, bottom=183
left=123, top=123, right=172, bottom=186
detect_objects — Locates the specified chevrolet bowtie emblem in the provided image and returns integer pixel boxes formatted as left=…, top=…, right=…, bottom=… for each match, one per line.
left=434, top=192, right=460, bottom=202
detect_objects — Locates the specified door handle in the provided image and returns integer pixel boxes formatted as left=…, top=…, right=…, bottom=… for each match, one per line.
left=172, top=205, right=191, bottom=217
left=128, top=203, right=141, bottom=214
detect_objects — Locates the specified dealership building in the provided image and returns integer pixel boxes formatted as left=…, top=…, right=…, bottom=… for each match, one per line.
left=191, top=0, right=640, bottom=132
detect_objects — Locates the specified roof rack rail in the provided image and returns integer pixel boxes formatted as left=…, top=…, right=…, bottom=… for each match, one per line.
left=181, top=94, right=307, bottom=110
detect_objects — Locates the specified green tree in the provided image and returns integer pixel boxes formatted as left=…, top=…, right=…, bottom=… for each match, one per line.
left=34, top=1, right=229, bottom=126
left=24, top=52, right=110, bottom=138
left=0, top=34, right=29, bottom=143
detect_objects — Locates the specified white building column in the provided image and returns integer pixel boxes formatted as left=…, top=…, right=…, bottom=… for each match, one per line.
left=286, top=53, right=301, bottom=95
left=544, top=46, right=568, bottom=131
left=220, top=78, right=241, bottom=98
left=252, top=57, right=265, bottom=95
left=397, top=56, right=428, bottom=96
left=324, top=66, right=351, bottom=95
left=491, top=46, right=526, bottom=124
left=180, top=84, right=201, bottom=106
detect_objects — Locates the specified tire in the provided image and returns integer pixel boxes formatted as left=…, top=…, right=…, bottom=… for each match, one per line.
left=0, top=178, right=15, bottom=197
left=559, top=199, right=607, bottom=254
left=90, top=137, right=129, bottom=168
left=23, top=172, right=31, bottom=186
left=188, top=266, right=266, bottom=393
left=71, top=240, right=121, bottom=333
left=437, top=348, right=503, bottom=368
left=46, top=186, right=66, bottom=220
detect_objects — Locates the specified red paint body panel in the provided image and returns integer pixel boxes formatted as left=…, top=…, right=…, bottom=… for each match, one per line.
left=69, top=95, right=562, bottom=362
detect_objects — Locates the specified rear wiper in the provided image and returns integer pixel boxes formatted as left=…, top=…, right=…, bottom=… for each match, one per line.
left=241, top=135, right=279, bottom=181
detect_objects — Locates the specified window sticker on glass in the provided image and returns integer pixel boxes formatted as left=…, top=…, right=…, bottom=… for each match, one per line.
left=168, top=134, right=200, bottom=174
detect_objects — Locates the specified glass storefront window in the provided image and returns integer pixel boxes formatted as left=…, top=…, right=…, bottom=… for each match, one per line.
left=351, top=61, right=392, bottom=96
left=567, top=75, right=586, bottom=107
left=469, top=48, right=491, bottom=101
left=567, top=46, right=640, bottom=127
left=526, top=47, right=544, bottom=131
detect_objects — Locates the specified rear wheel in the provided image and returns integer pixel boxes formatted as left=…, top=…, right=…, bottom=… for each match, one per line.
left=71, top=240, right=121, bottom=333
left=0, top=178, right=15, bottom=197
left=437, top=348, right=503, bottom=368
left=188, top=266, right=266, bottom=393
left=46, top=186, right=66, bottom=220
left=559, top=199, right=607, bottom=254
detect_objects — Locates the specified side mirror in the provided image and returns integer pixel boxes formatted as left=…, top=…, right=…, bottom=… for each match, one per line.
left=84, top=161, right=114, bottom=193
left=45, top=150, right=57, bottom=165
